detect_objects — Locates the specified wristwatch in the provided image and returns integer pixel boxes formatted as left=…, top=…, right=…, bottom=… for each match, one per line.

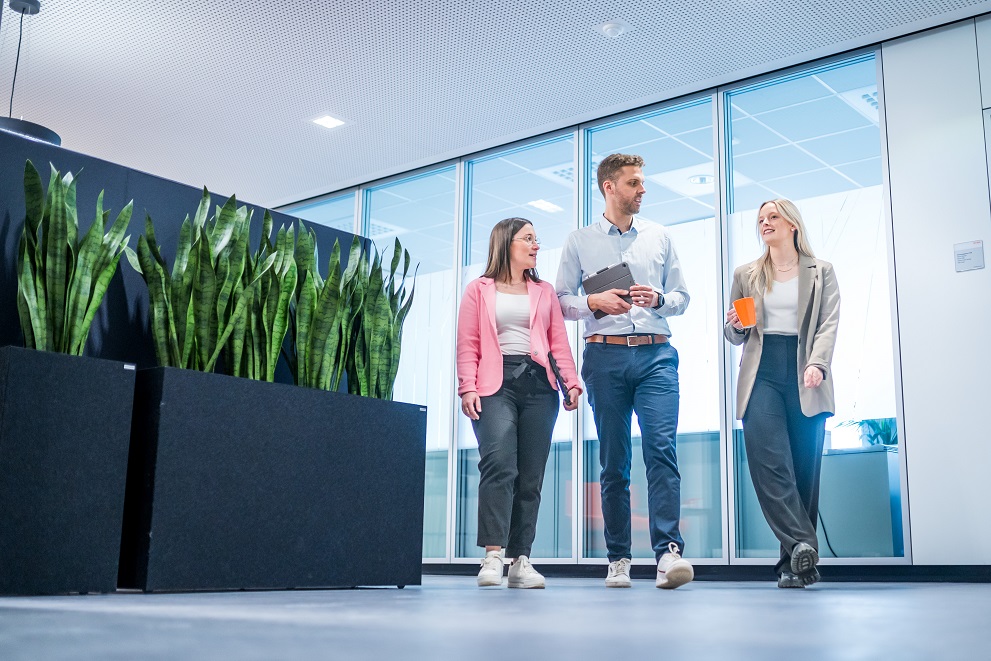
left=652, top=290, right=664, bottom=309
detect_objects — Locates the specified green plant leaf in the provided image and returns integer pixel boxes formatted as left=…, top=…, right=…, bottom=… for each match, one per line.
left=193, top=236, right=219, bottom=368
left=23, top=160, right=44, bottom=239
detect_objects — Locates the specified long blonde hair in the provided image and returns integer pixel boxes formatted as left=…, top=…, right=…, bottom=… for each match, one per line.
left=748, top=199, right=816, bottom=294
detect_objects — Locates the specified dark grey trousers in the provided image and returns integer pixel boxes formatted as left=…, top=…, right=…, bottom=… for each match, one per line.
left=742, top=334, right=828, bottom=575
left=472, top=355, right=560, bottom=558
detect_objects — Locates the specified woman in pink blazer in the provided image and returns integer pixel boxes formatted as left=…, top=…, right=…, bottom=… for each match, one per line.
left=457, top=217, right=581, bottom=589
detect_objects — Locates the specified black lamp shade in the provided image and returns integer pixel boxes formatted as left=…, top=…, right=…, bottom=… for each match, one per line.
left=0, top=117, right=61, bottom=146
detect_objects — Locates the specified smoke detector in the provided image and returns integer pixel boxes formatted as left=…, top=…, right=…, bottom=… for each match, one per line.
left=596, top=19, right=631, bottom=39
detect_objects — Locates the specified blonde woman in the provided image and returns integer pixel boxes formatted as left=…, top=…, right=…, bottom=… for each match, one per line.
left=724, top=199, right=840, bottom=589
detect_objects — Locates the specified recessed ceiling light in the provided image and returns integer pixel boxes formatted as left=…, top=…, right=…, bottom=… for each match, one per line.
left=596, top=19, right=631, bottom=38
left=527, top=199, right=563, bottom=213
left=313, top=115, right=345, bottom=129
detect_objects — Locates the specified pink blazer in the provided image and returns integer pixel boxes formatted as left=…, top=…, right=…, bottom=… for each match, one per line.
left=457, top=277, right=582, bottom=397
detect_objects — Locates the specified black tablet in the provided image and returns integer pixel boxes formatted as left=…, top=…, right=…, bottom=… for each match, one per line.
left=582, top=262, right=636, bottom=319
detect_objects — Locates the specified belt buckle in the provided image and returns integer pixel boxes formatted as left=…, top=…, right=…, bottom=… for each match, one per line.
left=626, top=335, right=642, bottom=347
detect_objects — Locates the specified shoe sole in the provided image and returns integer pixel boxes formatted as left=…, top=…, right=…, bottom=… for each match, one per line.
left=798, top=567, right=821, bottom=587
left=605, top=580, right=632, bottom=588
left=508, top=580, right=545, bottom=589
left=656, top=563, right=694, bottom=589
left=477, top=576, right=503, bottom=587
left=790, top=543, right=819, bottom=576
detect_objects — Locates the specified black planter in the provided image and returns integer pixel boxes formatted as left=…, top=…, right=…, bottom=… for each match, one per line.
left=119, top=367, right=427, bottom=592
left=0, top=346, right=136, bottom=595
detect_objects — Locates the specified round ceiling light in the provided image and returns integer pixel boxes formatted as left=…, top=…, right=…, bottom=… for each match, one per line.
left=596, top=19, right=631, bottom=39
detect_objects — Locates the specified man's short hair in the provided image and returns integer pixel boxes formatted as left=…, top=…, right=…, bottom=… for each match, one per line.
left=596, top=153, right=645, bottom=196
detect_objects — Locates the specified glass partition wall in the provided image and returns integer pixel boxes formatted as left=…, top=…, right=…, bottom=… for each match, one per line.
left=456, top=135, right=578, bottom=560
left=583, top=99, right=724, bottom=561
left=280, top=48, right=908, bottom=565
left=725, top=53, right=904, bottom=562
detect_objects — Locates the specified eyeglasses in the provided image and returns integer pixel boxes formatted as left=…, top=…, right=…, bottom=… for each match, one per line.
left=513, top=235, right=541, bottom=246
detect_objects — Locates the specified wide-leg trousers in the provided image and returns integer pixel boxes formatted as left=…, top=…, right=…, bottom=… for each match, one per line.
left=742, top=334, right=828, bottom=575
left=472, top=355, right=560, bottom=558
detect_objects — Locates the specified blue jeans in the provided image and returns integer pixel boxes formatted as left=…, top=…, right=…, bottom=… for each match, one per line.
left=582, top=341, right=684, bottom=562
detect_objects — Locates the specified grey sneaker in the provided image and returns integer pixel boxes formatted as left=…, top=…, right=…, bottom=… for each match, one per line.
left=798, top=566, right=821, bottom=587
left=777, top=570, right=805, bottom=588
left=477, top=550, right=504, bottom=587
left=790, top=542, right=819, bottom=577
left=508, top=555, right=545, bottom=589
left=605, top=558, right=632, bottom=588
left=656, top=542, right=694, bottom=589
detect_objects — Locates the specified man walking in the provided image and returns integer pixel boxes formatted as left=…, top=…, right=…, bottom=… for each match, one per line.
left=556, top=153, right=693, bottom=589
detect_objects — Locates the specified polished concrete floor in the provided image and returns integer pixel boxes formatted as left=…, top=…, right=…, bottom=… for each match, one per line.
left=1, top=575, right=989, bottom=660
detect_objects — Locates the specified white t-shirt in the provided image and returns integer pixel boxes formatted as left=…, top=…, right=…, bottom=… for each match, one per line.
left=495, top=292, right=531, bottom=355
left=763, top=276, right=799, bottom=335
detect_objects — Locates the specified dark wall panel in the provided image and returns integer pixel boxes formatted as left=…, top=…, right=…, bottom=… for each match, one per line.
left=0, top=130, right=357, bottom=376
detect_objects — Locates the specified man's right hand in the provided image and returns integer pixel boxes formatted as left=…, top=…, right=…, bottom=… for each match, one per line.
left=588, top=289, right=632, bottom=316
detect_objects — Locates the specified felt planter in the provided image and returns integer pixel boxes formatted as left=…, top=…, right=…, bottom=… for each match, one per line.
left=119, top=367, right=426, bottom=592
left=0, top=346, right=135, bottom=595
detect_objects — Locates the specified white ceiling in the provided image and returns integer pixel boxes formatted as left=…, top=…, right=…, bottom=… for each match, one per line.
left=0, top=0, right=988, bottom=210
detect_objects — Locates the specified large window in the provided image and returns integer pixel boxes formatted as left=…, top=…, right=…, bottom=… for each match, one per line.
left=285, top=194, right=355, bottom=233
left=726, top=53, right=903, bottom=559
left=280, top=48, right=908, bottom=568
left=456, top=135, right=577, bottom=559
left=364, top=167, right=458, bottom=559
left=583, top=99, right=723, bottom=560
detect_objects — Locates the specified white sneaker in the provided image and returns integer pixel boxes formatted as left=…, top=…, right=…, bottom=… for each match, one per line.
left=605, top=558, right=632, bottom=588
left=477, top=550, right=504, bottom=587
left=656, top=542, right=694, bottom=589
left=507, top=555, right=545, bottom=589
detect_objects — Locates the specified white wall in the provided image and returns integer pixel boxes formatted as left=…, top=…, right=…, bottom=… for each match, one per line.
left=882, top=19, right=991, bottom=564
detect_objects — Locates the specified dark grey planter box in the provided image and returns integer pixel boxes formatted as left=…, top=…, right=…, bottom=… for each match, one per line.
left=119, top=367, right=427, bottom=592
left=0, top=346, right=136, bottom=595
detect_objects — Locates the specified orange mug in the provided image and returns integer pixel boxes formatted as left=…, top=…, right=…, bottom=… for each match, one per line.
left=733, top=297, right=756, bottom=328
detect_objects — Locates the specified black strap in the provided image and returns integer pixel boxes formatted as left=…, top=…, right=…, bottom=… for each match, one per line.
left=547, top=352, right=572, bottom=406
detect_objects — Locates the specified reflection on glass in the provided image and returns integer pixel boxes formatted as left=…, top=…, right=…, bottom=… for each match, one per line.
left=727, top=53, right=903, bottom=559
left=456, top=136, right=577, bottom=559
left=365, top=168, right=457, bottom=558
left=288, top=194, right=355, bottom=233
left=583, top=99, right=723, bottom=559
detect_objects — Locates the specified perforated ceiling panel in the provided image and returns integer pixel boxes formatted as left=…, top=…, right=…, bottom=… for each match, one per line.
left=0, top=0, right=988, bottom=207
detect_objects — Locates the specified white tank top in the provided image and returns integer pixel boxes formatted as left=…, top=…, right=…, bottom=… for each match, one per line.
left=495, top=292, right=531, bottom=355
left=763, top=276, right=799, bottom=335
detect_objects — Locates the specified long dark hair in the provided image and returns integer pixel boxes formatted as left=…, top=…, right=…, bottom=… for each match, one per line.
left=481, top=217, right=541, bottom=283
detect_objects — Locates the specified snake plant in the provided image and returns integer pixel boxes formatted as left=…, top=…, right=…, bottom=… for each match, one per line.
left=346, top=238, right=417, bottom=400
left=127, top=188, right=275, bottom=373
left=16, top=160, right=132, bottom=355
left=289, top=228, right=363, bottom=392
left=225, top=212, right=298, bottom=381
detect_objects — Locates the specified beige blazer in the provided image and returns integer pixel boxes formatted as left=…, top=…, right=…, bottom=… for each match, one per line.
left=723, top=254, right=840, bottom=419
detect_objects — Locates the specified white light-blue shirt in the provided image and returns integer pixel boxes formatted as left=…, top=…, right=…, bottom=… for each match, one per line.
left=556, top=216, right=690, bottom=338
